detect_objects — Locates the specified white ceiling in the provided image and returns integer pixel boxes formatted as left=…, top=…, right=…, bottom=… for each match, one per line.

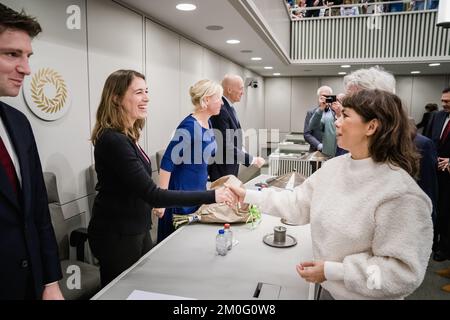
left=117, top=0, right=450, bottom=77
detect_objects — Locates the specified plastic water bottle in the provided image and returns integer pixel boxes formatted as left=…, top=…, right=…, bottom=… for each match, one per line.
left=216, top=229, right=228, bottom=256
left=224, top=223, right=233, bottom=250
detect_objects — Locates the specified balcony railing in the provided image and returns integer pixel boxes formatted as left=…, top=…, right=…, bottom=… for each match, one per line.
left=290, top=8, right=449, bottom=62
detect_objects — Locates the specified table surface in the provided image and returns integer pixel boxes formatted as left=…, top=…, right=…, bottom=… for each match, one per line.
left=92, top=175, right=314, bottom=300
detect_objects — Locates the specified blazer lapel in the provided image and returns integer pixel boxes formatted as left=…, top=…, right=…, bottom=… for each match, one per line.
left=436, top=112, right=447, bottom=141
left=132, top=141, right=152, bottom=173
left=222, top=98, right=240, bottom=129
left=0, top=104, right=21, bottom=210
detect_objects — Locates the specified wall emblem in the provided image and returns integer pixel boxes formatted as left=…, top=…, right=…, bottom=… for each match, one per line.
left=23, top=68, right=71, bottom=121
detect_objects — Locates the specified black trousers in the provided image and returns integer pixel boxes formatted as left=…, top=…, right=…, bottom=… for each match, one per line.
left=89, top=231, right=152, bottom=287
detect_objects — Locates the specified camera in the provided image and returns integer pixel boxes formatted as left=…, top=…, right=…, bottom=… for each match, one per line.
left=245, top=77, right=259, bottom=89
left=325, top=95, right=336, bottom=104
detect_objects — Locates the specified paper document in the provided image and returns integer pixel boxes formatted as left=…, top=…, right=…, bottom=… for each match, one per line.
left=127, top=290, right=195, bottom=300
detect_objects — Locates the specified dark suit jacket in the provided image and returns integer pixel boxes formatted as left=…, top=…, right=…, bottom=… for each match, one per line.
left=208, top=97, right=252, bottom=181
left=417, top=111, right=436, bottom=137
left=304, top=107, right=324, bottom=152
left=88, top=129, right=215, bottom=236
left=0, top=101, right=62, bottom=300
left=414, top=134, right=438, bottom=220
left=428, top=110, right=450, bottom=158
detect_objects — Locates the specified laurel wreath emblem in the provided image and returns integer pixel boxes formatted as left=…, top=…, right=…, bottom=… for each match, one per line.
left=30, top=68, right=67, bottom=114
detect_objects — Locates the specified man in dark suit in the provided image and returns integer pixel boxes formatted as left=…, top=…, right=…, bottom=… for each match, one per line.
left=208, top=74, right=265, bottom=181
left=427, top=87, right=450, bottom=263
left=417, top=103, right=438, bottom=137
left=0, top=4, right=63, bottom=299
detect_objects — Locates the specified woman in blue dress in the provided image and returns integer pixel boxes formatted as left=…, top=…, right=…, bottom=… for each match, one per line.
left=156, top=79, right=223, bottom=242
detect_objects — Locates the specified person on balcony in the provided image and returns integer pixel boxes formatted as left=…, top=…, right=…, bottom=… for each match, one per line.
left=305, top=0, right=324, bottom=17
left=340, top=0, right=360, bottom=16
left=387, top=0, right=404, bottom=12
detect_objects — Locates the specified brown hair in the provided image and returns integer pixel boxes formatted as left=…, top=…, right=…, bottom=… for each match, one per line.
left=91, top=70, right=146, bottom=145
left=0, top=4, right=42, bottom=38
left=425, top=103, right=438, bottom=112
left=342, top=89, right=420, bottom=178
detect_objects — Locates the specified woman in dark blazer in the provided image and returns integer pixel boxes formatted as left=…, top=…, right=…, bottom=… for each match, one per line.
left=88, top=70, right=234, bottom=287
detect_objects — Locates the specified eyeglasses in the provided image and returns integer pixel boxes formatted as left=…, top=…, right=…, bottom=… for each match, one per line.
left=442, top=99, right=450, bottom=103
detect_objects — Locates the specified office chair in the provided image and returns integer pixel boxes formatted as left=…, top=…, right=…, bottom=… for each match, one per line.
left=44, top=172, right=101, bottom=300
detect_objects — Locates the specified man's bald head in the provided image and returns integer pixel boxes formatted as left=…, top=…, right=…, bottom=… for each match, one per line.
left=222, top=74, right=244, bottom=104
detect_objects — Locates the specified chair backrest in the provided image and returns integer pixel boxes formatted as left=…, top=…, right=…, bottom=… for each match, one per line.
left=155, top=149, right=165, bottom=172
left=43, top=172, right=69, bottom=260
left=88, top=164, right=98, bottom=192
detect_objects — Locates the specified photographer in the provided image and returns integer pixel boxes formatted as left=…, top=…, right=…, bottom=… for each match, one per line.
left=304, top=86, right=333, bottom=153
left=308, top=93, right=347, bottom=157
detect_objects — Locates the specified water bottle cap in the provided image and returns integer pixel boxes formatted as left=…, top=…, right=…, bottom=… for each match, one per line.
left=224, top=223, right=230, bottom=229
left=218, top=229, right=225, bottom=234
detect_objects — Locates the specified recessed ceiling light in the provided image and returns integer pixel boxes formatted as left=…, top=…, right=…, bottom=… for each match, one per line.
left=240, top=50, right=253, bottom=53
left=273, top=73, right=281, bottom=76
left=338, top=72, right=347, bottom=75
left=176, top=3, right=197, bottom=11
left=251, top=57, right=262, bottom=61
left=226, top=39, right=240, bottom=44
left=411, top=71, right=421, bottom=74
left=264, top=66, right=273, bottom=70
left=206, top=25, right=223, bottom=31
left=429, top=63, right=441, bottom=67
left=341, top=65, right=351, bottom=68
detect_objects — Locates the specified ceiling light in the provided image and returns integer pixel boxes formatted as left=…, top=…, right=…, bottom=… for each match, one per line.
left=251, top=57, right=262, bottom=61
left=341, top=65, right=351, bottom=68
left=273, top=73, right=281, bottom=76
left=206, top=25, right=223, bottom=31
left=338, top=72, right=347, bottom=75
left=411, top=71, right=421, bottom=74
left=264, top=66, right=273, bottom=70
left=176, top=3, right=197, bottom=11
left=429, top=63, right=441, bottom=67
left=226, top=39, right=240, bottom=44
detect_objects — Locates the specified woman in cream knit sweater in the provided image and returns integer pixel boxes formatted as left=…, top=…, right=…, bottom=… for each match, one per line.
left=229, top=89, right=433, bottom=299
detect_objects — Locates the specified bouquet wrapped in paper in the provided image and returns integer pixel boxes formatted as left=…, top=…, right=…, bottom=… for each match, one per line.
left=172, top=175, right=261, bottom=229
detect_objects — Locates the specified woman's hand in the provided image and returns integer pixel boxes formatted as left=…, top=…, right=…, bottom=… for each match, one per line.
left=215, top=186, right=237, bottom=205
left=296, top=261, right=326, bottom=284
left=153, top=208, right=165, bottom=218
left=224, top=184, right=247, bottom=204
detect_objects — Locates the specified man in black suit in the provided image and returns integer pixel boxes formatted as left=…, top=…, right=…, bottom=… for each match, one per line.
left=208, top=74, right=265, bottom=181
left=427, top=87, right=450, bottom=262
left=0, top=4, right=63, bottom=299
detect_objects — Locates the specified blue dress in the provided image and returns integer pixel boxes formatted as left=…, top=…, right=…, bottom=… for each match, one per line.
left=157, top=115, right=216, bottom=242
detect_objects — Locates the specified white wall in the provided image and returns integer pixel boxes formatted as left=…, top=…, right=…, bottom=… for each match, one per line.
left=145, top=19, right=265, bottom=157
left=265, top=75, right=450, bottom=135
left=1, top=0, right=266, bottom=224
left=2, top=0, right=92, bottom=216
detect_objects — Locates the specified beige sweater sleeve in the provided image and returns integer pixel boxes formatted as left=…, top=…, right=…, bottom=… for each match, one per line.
left=342, top=193, right=433, bottom=299
left=244, top=172, right=317, bottom=225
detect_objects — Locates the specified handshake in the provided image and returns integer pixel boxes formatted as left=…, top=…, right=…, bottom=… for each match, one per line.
left=152, top=177, right=249, bottom=219
left=215, top=183, right=246, bottom=207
